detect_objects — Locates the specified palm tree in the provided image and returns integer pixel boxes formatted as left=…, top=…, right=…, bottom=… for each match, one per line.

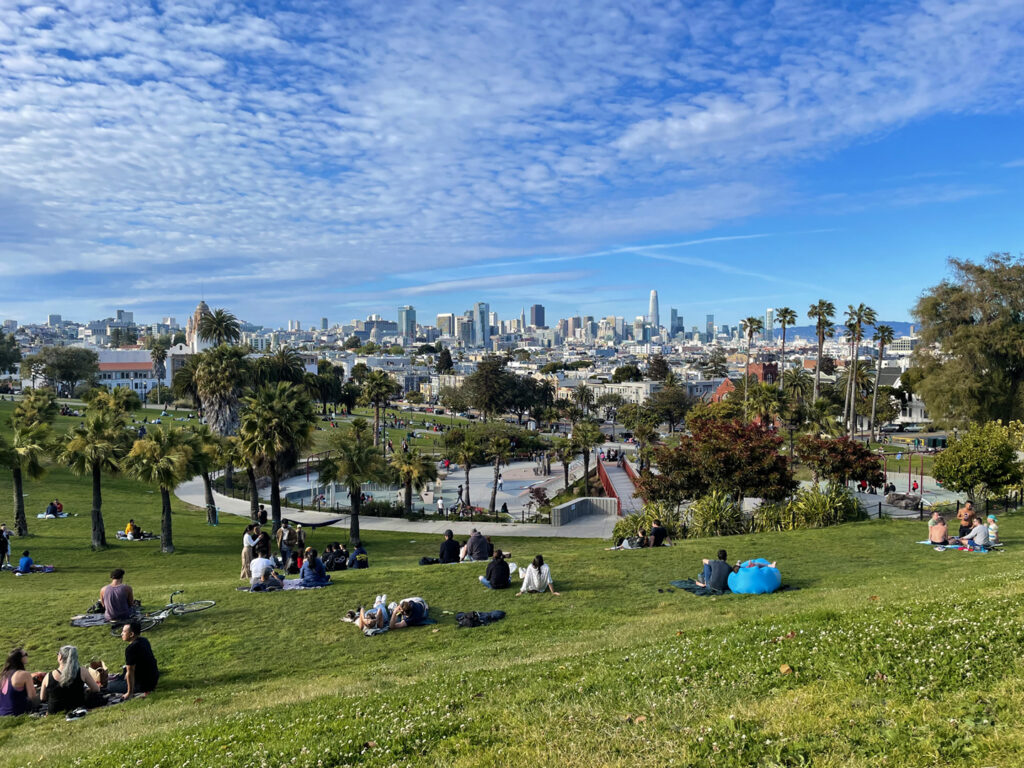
left=224, top=435, right=259, bottom=521
left=389, top=450, right=437, bottom=517
left=193, top=346, right=250, bottom=437
left=197, top=308, right=241, bottom=346
left=361, top=370, right=400, bottom=448
left=319, top=419, right=389, bottom=544
left=255, top=347, right=305, bottom=385
left=0, top=422, right=50, bottom=536
left=869, top=325, right=895, bottom=441
left=571, top=383, right=594, bottom=415
left=238, top=382, right=317, bottom=533
left=14, top=388, right=58, bottom=425
left=804, top=398, right=843, bottom=437
left=782, top=368, right=813, bottom=404
left=740, top=316, right=764, bottom=420
left=597, top=393, right=625, bottom=439
left=450, top=434, right=482, bottom=509
left=842, top=304, right=877, bottom=436
left=56, top=410, right=129, bottom=549
left=551, top=437, right=576, bottom=491
left=187, top=425, right=223, bottom=525
left=572, top=420, right=605, bottom=495
left=748, top=382, right=784, bottom=426
left=149, top=343, right=168, bottom=406
left=485, top=435, right=514, bottom=515
left=122, top=426, right=196, bottom=553
left=775, top=307, right=797, bottom=391
left=172, top=355, right=201, bottom=410
left=807, top=300, right=836, bottom=404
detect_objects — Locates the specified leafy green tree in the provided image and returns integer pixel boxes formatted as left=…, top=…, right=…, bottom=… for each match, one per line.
left=122, top=426, right=197, bottom=553
left=171, top=331, right=187, bottom=346
left=360, top=370, right=401, bottom=446
left=238, top=382, right=317, bottom=532
left=795, top=435, right=884, bottom=486
left=646, top=354, right=671, bottom=382
left=149, top=343, right=168, bottom=405
left=389, top=450, right=437, bottom=516
left=551, top=437, right=576, bottom=492
left=686, top=399, right=743, bottom=424
left=255, top=347, right=305, bottom=385
left=86, top=386, right=141, bottom=415
left=27, top=347, right=98, bottom=395
left=700, top=348, right=729, bottom=378
left=56, top=410, right=131, bottom=549
left=571, top=383, right=594, bottom=415
left=446, top=428, right=483, bottom=508
left=417, top=344, right=436, bottom=354
left=172, top=355, right=201, bottom=410
left=0, top=330, right=22, bottom=375
left=406, top=391, right=425, bottom=404
left=0, top=421, right=50, bottom=536
left=808, top=300, right=836, bottom=403
left=197, top=308, right=241, bottom=346
left=343, top=335, right=361, bottom=350
left=776, top=307, right=797, bottom=390
left=912, top=254, right=1024, bottom=426
left=596, top=393, right=625, bottom=439
left=933, top=421, right=1022, bottom=502
left=349, top=362, right=370, bottom=384
left=193, top=345, right=250, bottom=437
left=572, top=420, right=605, bottom=495
left=612, top=364, right=643, bottom=383
left=439, top=385, right=469, bottom=423
left=740, top=316, right=764, bottom=420
left=648, top=383, right=693, bottom=433
left=387, top=345, right=405, bottom=356
left=463, top=357, right=512, bottom=421
left=748, top=382, right=784, bottom=425
left=319, top=419, right=389, bottom=544
left=15, top=388, right=58, bottom=425
left=435, top=347, right=454, bottom=373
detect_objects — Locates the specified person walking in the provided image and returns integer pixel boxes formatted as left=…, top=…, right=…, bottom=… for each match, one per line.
left=276, top=521, right=297, bottom=569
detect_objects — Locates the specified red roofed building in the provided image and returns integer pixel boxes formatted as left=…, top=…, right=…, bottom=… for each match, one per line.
left=97, top=359, right=158, bottom=395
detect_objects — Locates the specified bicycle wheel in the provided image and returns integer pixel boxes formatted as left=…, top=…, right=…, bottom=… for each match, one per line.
left=172, top=600, right=215, bottom=615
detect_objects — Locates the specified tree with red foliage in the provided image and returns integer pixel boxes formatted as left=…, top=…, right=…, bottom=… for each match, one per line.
left=639, top=417, right=797, bottom=504
left=795, top=435, right=884, bottom=486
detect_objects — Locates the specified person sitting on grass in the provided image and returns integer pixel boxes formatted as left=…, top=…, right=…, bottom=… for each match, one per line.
left=695, top=549, right=735, bottom=590
left=15, top=550, right=43, bottom=574
left=461, top=528, right=489, bottom=562
left=124, top=519, right=142, bottom=539
left=389, top=597, right=430, bottom=629
left=298, top=548, right=331, bottom=587
left=648, top=519, right=672, bottom=547
left=348, top=542, right=368, bottom=569
left=953, top=517, right=991, bottom=550
left=107, top=620, right=159, bottom=700
left=928, top=512, right=949, bottom=545
left=249, top=553, right=278, bottom=589
left=987, top=514, right=999, bottom=544
left=439, top=530, right=460, bottom=564
left=100, top=568, right=136, bottom=623
left=479, top=550, right=511, bottom=589
left=39, top=645, right=102, bottom=715
left=516, top=555, right=560, bottom=596
left=0, top=648, right=39, bottom=716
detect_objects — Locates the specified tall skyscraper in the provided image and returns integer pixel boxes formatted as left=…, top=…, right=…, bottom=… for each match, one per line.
left=765, top=307, right=775, bottom=341
left=519, top=307, right=526, bottom=332
left=472, top=302, right=490, bottom=348
left=669, top=308, right=682, bottom=337
left=398, top=305, right=416, bottom=338
left=436, top=313, right=455, bottom=336
left=530, top=304, right=545, bottom=328
left=705, top=314, right=715, bottom=341
left=321, top=317, right=328, bottom=330
left=648, top=290, right=660, bottom=329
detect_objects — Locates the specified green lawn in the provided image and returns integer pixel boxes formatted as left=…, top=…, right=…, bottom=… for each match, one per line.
left=306, top=406, right=472, bottom=457
left=1, top=402, right=1023, bottom=766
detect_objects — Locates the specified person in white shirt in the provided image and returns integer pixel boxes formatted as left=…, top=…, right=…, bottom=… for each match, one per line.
left=249, top=555, right=278, bottom=588
left=516, top=554, right=560, bottom=596
left=241, top=524, right=258, bottom=580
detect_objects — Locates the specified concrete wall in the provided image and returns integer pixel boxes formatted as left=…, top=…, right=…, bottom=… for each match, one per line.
left=550, top=497, right=619, bottom=526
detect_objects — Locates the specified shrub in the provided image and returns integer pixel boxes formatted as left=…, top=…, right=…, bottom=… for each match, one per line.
left=688, top=490, right=744, bottom=538
left=748, top=501, right=794, bottom=533
left=361, top=500, right=405, bottom=518
left=611, top=501, right=682, bottom=542
left=790, top=484, right=863, bottom=528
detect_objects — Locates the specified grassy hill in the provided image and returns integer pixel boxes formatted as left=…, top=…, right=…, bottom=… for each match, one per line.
left=0, top=401, right=1022, bottom=767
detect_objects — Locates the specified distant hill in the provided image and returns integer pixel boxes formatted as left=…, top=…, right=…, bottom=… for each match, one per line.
left=777, top=321, right=914, bottom=341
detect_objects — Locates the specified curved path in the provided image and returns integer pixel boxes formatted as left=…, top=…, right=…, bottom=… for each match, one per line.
left=175, top=478, right=617, bottom=539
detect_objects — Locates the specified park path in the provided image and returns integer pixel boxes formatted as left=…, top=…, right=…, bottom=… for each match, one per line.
left=175, top=478, right=617, bottom=539
left=601, top=461, right=644, bottom=514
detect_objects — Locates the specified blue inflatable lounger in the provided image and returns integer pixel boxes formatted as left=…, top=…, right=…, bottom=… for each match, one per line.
left=727, top=558, right=782, bottom=595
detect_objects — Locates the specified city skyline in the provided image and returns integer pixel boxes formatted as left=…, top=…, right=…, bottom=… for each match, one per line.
left=2, top=1, right=1023, bottom=327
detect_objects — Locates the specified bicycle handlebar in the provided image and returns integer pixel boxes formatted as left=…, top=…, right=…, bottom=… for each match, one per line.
left=170, top=589, right=184, bottom=601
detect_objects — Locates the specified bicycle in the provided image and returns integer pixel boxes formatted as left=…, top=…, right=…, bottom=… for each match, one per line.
left=109, top=590, right=215, bottom=635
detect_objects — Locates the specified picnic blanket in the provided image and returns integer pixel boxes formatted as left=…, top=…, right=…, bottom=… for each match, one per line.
left=36, top=512, right=69, bottom=519
left=14, top=565, right=56, bottom=575
left=916, top=540, right=1001, bottom=551
left=670, top=579, right=728, bottom=597
left=70, top=614, right=112, bottom=628
left=116, top=531, right=159, bottom=541
left=236, top=580, right=334, bottom=592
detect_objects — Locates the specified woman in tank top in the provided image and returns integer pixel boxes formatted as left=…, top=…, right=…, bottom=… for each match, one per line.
left=0, top=648, right=39, bottom=716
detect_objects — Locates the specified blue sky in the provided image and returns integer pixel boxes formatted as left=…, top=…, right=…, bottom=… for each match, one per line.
left=1, top=0, right=1023, bottom=330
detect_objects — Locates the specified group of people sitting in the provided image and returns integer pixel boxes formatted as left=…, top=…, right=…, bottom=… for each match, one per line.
left=608, top=519, right=673, bottom=550
left=41, top=499, right=66, bottom=519
left=928, top=501, right=999, bottom=549
left=1, top=620, right=159, bottom=718
left=694, top=549, right=777, bottom=590
left=438, top=528, right=494, bottom=564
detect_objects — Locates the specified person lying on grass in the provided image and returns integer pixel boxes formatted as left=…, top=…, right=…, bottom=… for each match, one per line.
left=928, top=512, right=949, bottom=545
left=516, top=555, right=559, bottom=596
left=389, top=598, right=430, bottom=629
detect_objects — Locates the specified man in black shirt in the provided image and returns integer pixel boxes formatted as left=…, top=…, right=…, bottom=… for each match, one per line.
left=120, top=619, right=159, bottom=698
left=696, top=549, right=735, bottom=591
left=479, top=551, right=511, bottom=589
left=439, top=530, right=460, bottom=564
left=648, top=519, right=672, bottom=547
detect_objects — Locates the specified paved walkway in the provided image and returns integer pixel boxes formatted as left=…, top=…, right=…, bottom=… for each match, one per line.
left=601, top=461, right=643, bottom=514
left=175, top=478, right=617, bottom=539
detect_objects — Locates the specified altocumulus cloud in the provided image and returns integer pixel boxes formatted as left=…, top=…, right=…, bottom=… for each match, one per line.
left=1, top=0, right=1023, bottom=320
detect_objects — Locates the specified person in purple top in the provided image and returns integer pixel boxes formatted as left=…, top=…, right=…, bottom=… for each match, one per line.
left=100, top=568, right=136, bottom=622
left=0, top=648, right=39, bottom=716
